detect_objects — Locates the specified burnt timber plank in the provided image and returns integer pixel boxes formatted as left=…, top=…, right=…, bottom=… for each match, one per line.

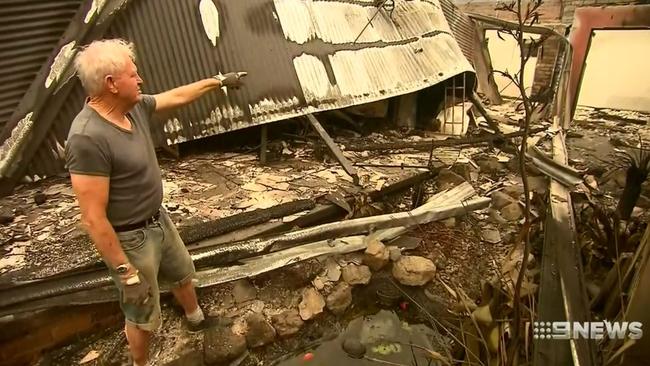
left=306, top=113, right=359, bottom=185
left=344, top=126, right=546, bottom=152
left=535, top=128, right=596, bottom=366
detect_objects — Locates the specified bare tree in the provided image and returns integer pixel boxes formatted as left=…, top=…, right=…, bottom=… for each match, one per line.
left=491, top=0, right=545, bottom=364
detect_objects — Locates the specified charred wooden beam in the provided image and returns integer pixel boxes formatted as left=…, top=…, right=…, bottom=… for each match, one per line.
left=469, top=91, right=502, bottom=133
left=394, top=93, right=418, bottom=129
left=467, top=13, right=557, bottom=36
left=344, top=127, right=546, bottom=152
left=259, top=125, right=268, bottom=165
left=0, top=286, right=119, bottom=318
left=179, top=199, right=315, bottom=245
left=535, top=126, right=596, bottom=366
left=0, top=270, right=114, bottom=312
left=306, top=114, right=359, bottom=184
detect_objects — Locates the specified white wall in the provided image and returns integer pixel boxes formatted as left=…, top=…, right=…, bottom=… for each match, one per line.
left=578, top=29, right=650, bottom=113
left=485, top=30, right=538, bottom=98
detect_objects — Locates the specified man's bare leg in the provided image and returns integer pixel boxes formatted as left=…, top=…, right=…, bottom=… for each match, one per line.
left=125, top=323, right=150, bottom=366
left=171, top=280, right=199, bottom=314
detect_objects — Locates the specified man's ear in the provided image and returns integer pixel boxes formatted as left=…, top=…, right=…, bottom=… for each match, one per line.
left=106, top=75, right=118, bottom=94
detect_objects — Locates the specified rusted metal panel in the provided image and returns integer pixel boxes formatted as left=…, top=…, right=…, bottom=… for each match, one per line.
left=1, top=0, right=476, bottom=189
left=568, top=5, right=650, bottom=119
left=0, top=0, right=132, bottom=193
left=25, top=84, right=86, bottom=180
left=439, top=0, right=477, bottom=66
left=0, top=0, right=82, bottom=132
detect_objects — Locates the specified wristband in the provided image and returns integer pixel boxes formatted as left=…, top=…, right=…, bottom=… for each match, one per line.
left=124, top=271, right=141, bottom=285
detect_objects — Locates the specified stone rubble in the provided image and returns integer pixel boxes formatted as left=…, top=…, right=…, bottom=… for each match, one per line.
left=392, top=255, right=437, bottom=286
left=341, top=264, right=372, bottom=285
left=363, top=239, right=390, bottom=271
left=298, top=287, right=326, bottom=321
left=325, top=282, right=353, bottom=315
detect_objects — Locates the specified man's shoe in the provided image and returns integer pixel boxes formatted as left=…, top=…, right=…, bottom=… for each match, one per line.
left=186, top=315, right=232, bottom=333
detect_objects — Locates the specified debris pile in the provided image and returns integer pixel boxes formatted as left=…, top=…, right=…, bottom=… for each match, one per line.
left=1, top=96, right=649, bottom=366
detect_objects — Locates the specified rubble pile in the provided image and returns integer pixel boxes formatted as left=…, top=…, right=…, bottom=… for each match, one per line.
left=1, top=96, right=649, bottom=365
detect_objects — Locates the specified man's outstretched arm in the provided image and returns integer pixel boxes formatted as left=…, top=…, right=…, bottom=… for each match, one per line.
left=153, top=72, right=246, bottom=112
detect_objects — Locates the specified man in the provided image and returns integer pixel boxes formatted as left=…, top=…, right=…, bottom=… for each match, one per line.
left=65, top=38, right=245, bottom=366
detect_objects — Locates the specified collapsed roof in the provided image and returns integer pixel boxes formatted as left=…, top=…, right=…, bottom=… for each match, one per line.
left=0, top=0, right=479, bottom=194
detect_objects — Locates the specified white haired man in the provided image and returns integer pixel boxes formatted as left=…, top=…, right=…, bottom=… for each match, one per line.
left=65, top=39, right=245, bottom=366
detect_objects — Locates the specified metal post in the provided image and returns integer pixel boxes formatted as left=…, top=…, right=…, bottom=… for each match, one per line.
left=460, top=73, right=467, bottom=134
left=452, top=76, right=456, bottom=134
left=260, top=125, right=268, bottom=165
left=443, top=82, right=448, bottom=129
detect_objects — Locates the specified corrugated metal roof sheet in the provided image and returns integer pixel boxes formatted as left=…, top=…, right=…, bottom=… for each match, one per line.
left=5, top=0, right=477, bottom=181
left=439, top=0, right=478, bottom=65
left=0, top=0, right=83, bottom=132
left=103, top=0, right=474, bottom=145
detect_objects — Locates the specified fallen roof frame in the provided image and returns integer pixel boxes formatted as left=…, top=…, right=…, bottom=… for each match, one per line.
left=0, top=0, right=133, bottom=196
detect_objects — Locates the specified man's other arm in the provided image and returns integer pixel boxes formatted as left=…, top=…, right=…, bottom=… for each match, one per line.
left=70, top=174, right=130, bottom=271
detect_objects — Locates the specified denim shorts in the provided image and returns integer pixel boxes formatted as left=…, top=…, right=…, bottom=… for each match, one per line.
left=108, top=207, right=195, bottom=331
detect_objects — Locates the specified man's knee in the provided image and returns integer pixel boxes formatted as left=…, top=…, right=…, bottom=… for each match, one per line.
left=176, top=275, right=194, bottom=288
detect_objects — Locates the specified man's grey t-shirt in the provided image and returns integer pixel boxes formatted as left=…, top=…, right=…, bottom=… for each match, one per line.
left=65, top=95, right=163, bottom=227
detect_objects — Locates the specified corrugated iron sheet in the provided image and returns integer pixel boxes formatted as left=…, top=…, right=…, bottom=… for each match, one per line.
left=439, top=0, right=477, bottom=66
left=17, top=0, right=476, bottom=179
left=0, top=0, right=83, bottom=133
left=25, top=87, right=85, bottom=180
left=102, top=0, right=474, bottom=146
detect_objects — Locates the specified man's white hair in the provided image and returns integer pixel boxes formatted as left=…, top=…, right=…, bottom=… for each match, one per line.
left=74, top=39, right=136, bottom=96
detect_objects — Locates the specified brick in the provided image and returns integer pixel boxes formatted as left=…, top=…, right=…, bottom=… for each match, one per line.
left=50, top=313, right=93, bottom=342
left=0, top=303, right=122, bottom=366
left=0, top=328, right=54, bottom=365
